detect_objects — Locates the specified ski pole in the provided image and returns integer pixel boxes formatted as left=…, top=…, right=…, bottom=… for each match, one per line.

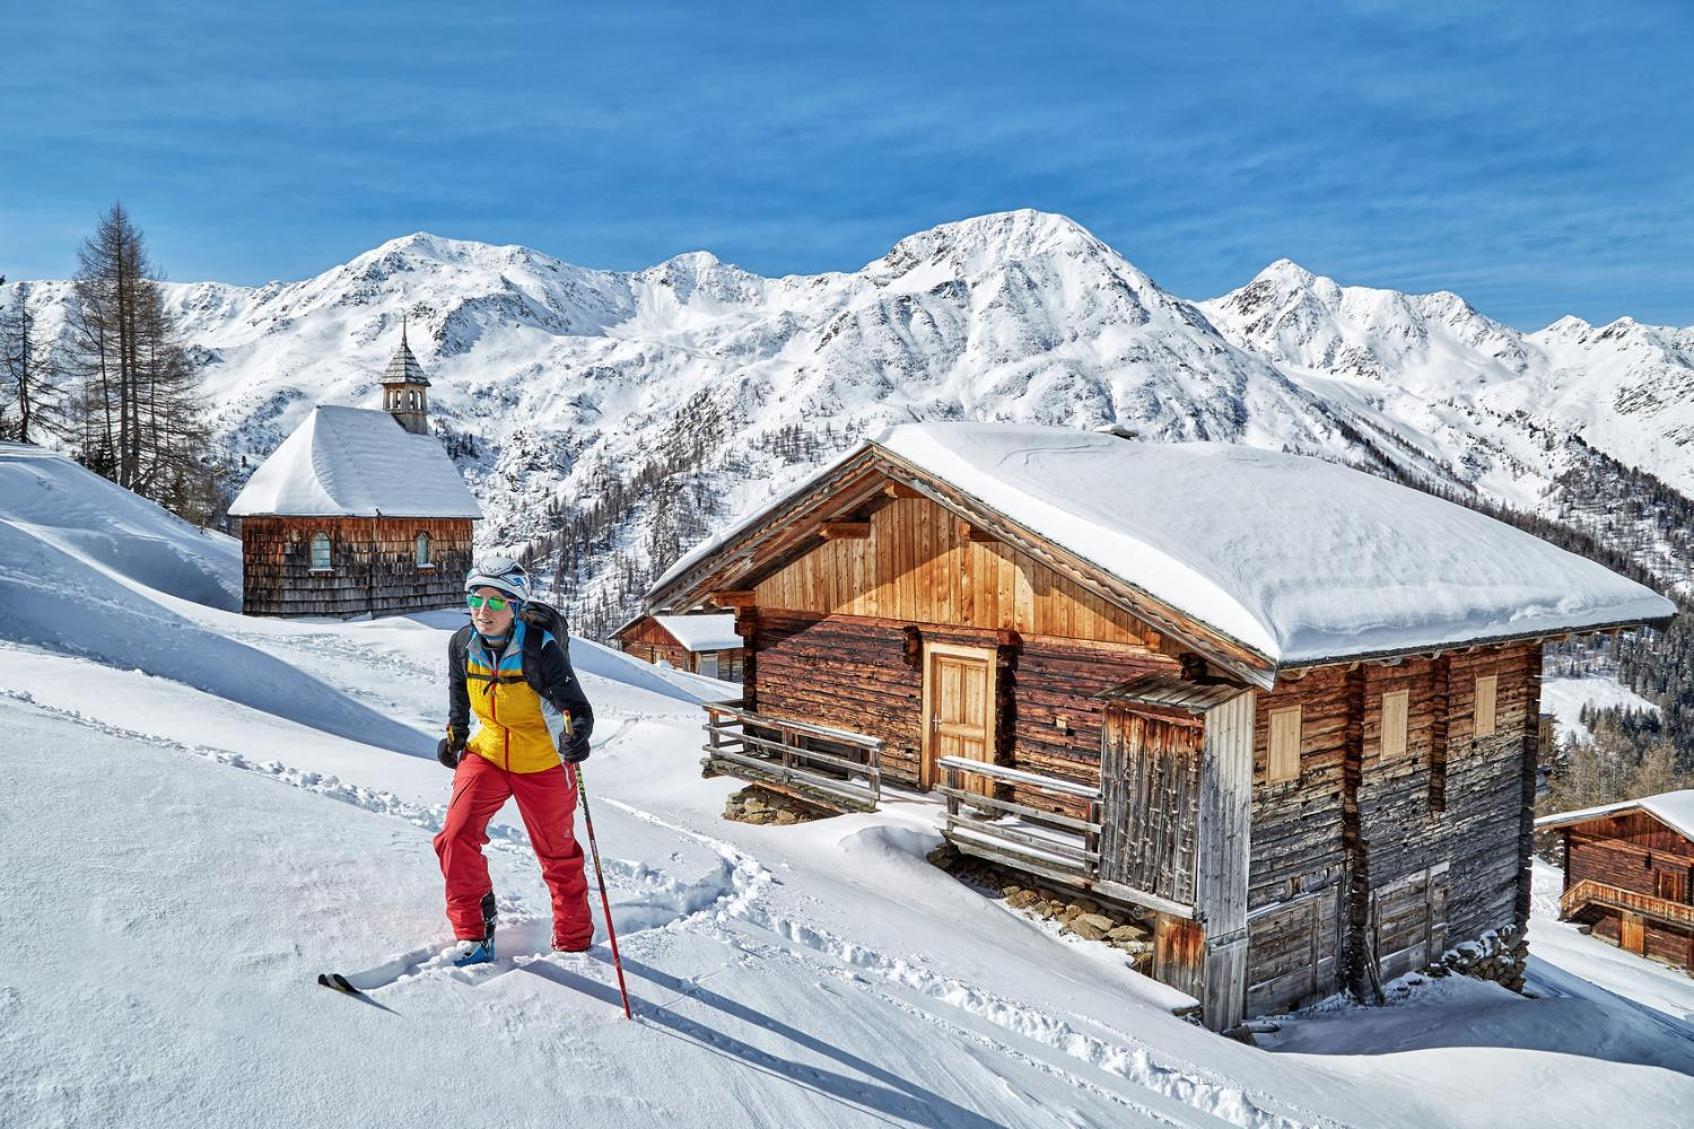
left=567, top=715, right=633, bottom=1020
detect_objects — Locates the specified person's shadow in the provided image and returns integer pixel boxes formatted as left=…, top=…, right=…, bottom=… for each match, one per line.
left=520, top=954, right=1006, bottom=1128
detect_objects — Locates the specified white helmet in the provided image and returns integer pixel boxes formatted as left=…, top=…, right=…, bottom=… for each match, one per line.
left=464, top=556, right=530, bottom=605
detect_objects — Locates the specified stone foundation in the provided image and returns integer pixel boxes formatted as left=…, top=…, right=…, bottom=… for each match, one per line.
left=722, top=785, right=833, bottom=826
left=928, top=842, right=1156, bottom=972
left=1426, top=923, right=1528, bottom=992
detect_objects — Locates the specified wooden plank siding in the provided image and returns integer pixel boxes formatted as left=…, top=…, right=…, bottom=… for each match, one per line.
left=237, top=515, right=473, bottom=618
left=753, top=495, right=1174, bottom=650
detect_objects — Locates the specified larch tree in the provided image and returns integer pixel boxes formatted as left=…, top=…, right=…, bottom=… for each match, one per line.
left=0, top=280, right=66, bottom=443
left=63, top=204, right=221, bottom=521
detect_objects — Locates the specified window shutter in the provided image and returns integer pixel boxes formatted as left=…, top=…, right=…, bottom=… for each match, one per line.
left=1382, top=689, right=1409, bottom=758
left=1475, top=674, right=1498, bottom=737
left=1268, top=705, right=1302, bottom=782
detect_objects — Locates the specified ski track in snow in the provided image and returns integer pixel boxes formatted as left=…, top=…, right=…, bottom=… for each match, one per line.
left=9, top=685, right=1313, bottom=1127
left=594, top=796, right=1315, bottom=1129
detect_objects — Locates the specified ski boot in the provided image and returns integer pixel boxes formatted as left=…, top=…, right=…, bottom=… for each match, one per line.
left=451, top=892, right=500, bottom=967
left=451, top=936, right=495, bottom=967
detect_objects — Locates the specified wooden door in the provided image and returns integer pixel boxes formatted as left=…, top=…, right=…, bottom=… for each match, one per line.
left=1654, top=870, right=1688, bottom=904
left=1246, top=887, right=1343, bottom=1016
left=1621, top=911, right=1646, bottom=955
left=922, top=642, right=996, bottom=792
left=1371, top=864, right=1450, bottom=984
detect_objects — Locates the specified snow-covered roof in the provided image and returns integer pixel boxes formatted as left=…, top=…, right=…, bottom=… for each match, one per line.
left=1535, top=789, right=1694, bottom=842
left=652, top=422, right=1673, bottom=670
left=651, top=613, right=741, bottom=653
left=228, top=405, right=481, bottom=519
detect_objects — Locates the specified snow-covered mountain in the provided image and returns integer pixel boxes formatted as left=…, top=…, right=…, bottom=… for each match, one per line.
left=6, top=210, right=1692, bottom=628
left=1200, top=259, right=1694, bottom=497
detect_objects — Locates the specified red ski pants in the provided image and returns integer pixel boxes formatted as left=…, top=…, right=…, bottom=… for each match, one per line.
left=432, top=754, right=593, bottom=948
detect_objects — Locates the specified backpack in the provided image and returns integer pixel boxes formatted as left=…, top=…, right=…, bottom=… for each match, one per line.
left=518, top=600, right=570, bottom=707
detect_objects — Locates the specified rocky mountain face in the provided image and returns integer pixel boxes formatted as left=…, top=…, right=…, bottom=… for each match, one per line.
left=6, top=209, right=1693, bottom=635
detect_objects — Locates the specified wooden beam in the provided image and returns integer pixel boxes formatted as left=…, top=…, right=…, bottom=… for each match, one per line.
left=818, top=521, right=871, bottom=540
left=883, top=482, right=921, bottom=499
left=954, top=519, right=997, bottom=543
left=708, top=589, right=757, bottom=609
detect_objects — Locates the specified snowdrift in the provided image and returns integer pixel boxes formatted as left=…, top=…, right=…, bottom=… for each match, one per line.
left=0, top=444, right=429, bottom=754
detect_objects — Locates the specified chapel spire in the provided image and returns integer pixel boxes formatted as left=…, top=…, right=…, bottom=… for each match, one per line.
left=380, top=317, right=431, bottom=434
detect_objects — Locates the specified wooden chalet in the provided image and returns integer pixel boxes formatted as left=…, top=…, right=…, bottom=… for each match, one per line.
left=1537, top=790, right=1694, bottom=969
left=643, top=422, right=1675, bottom=1030
left=227, top=330, right=482, bottom=617
left=613, top=613, right=745, bottom=681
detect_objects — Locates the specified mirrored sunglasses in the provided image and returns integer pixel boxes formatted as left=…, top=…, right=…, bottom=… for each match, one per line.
left=466, top=593, right=512, bottom=611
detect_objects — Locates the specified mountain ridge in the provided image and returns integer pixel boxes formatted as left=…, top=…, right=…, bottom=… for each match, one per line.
left=6, top=209, right=1693, bottom=631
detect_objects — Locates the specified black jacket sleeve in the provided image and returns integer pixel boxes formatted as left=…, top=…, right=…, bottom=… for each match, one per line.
left=537, top=634, right=593, bottom=740
left=447, top=626, right=471, bottom=744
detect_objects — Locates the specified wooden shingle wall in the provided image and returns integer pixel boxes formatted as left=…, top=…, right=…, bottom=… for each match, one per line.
left=237, top=515, right=473, bottom=617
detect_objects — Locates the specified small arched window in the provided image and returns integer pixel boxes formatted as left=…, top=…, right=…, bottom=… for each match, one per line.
left=311, top=532, right=332, bottom=571
left=415, top=531, right=432, bottom=568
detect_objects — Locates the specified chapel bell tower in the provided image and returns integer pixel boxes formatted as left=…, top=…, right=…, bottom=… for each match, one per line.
left=381, top=317, right=431, bottom=435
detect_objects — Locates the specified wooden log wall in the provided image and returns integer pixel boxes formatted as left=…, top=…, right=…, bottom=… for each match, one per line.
left=1583, top=907, right=1694, bottom=967
left=1247, top=665, right=1350, bottom=913
left=1244, top=642, right=1542, bottom=1011
left=238, top=516, right=473, bottom=618
left=1566, top=811, right=1694, bottom=900
left=1400, top=644, right=1540, bottom=948
left=750, top=609, right=1176, bottom=815
left=615, top=617, right=745, bottom=680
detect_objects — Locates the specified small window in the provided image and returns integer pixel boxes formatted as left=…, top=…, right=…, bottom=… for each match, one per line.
left=1474, top=674, right=1498, bottom=737
left=310, top=532, right=332, bottom=571
left=1268, top=706, right=1302, bottom=782
left=698, top=653, right=719, bottom=679
left=415, top=531, right=432, bottom=568
left=1382, top=689, right=1409, bottom=758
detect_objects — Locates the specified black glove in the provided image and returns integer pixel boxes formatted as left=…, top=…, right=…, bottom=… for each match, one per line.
left=561, top=726, right=591, bottom=764
left=437, top=729, right=467, bottom=769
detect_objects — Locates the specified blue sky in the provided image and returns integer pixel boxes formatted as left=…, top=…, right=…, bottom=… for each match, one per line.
left=2, top=1, right=1689, bottom=328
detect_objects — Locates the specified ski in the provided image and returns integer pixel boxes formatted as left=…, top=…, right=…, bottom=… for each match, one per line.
left=316, top=972, right=364, bottom=997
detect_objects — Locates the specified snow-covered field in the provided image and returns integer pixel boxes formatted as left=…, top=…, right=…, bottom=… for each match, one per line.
left=1541, top=674, right=1663, bottom=744
left=4, top=446, right=1693, bottom=1127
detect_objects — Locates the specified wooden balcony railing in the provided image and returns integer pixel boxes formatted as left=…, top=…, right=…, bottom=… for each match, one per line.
left=1560, top=878, right=1694, bottom=930
left=701, top=701, right=882, bottom=812
left=937, top=755, right=1102, bottom=882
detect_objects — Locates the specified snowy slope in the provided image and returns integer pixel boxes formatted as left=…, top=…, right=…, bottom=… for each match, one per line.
left=5, top=420, right=1694, bottom=1127
left=1540, top=673, right=1662, bottom=744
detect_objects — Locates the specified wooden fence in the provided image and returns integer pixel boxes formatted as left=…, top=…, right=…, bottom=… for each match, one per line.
left=937, top=756, right=1103, bottom=885
left=701, top=701, right=883, bottom=812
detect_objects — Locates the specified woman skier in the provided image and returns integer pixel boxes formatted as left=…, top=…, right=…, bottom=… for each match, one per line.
left=433, top=557, right=595, bottom=965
